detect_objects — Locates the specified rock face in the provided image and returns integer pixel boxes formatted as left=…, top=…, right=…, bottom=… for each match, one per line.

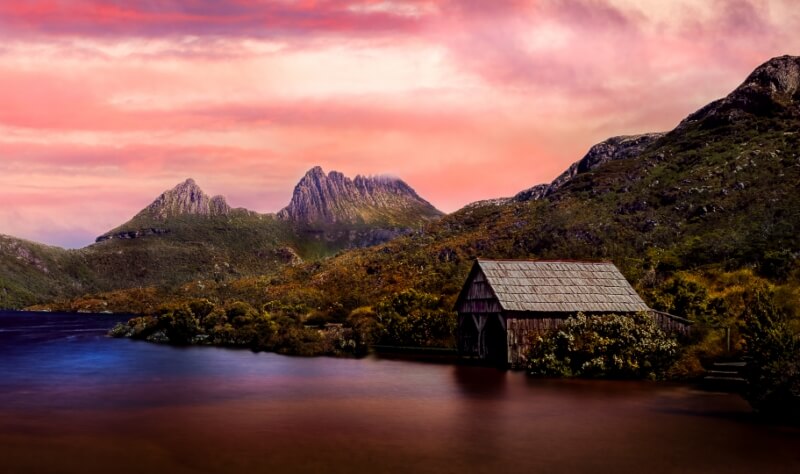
left=141, top=178, right=231, bottom=219
left=278, top=166, right=442, bottom=227
left=514, top=133, right=665, bottom=202
left=680, top=55, right=800, bottom=128
left=96, top=179, right=231, bottom=242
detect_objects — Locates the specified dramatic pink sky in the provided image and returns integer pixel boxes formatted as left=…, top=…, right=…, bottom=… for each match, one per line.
left=1, top=0, right=798, bottom=248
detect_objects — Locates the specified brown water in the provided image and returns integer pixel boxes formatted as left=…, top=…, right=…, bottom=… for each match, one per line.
left=1, top=312, right=798, bottom=474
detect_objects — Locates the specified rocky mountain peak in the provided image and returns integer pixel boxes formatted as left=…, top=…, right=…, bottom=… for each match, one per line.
left=513, top=133, right=665, bottom=202
left=278, top=167, right=442, bottom=226
left=680, top=55, right=800, bottom=128
left=741, top=55, right=800, bottom=98
left=142, top=178, right=231, bottom=220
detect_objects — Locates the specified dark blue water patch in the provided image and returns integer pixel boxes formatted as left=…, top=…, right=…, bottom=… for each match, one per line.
left=0, top=311, right=459, bottom=412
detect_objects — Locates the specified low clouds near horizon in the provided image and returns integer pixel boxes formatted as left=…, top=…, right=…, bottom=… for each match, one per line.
left=1, top=0, right=798, bottom=247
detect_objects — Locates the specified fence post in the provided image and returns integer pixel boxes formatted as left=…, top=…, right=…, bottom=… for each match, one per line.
left=726, top=327, right=731, bottom=353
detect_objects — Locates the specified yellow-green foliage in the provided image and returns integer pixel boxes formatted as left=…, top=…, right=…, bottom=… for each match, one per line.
left=739, top=285, right=800, bottom=420
left=526, top=313, right=679, bottom=380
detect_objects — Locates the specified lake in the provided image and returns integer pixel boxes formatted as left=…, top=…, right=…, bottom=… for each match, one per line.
left=1, top=311, right=799, bottom=474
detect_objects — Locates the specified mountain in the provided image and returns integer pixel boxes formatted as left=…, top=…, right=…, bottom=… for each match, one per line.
left=141, top=178, right=232, bottom=219
left=1, top=169, right=441, bottom=309
left=277, top=166, right=443, bottom=248
left=81, top=170, right=440, bottom=293
left=97, top=179, right=232, bottom=242
left=208, top=55, right=799, bottom=323
left=278, top=167, right=442, bottom=226
left=679, top=54, right=800, bottom=129
left=7, top=55, right=800, bottom=314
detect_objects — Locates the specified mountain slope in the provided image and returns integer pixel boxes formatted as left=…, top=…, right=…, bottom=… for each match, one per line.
left=11, top=55, right=800, bottom=315
left=513, top=133, right=665, bottom=202
left=0, top=235, right=91, bottom=308
left=238, top=55, right=800, bottom=319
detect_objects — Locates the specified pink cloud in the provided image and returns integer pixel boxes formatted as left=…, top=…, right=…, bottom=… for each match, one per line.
left=1, top=0, right=800, bottom=247
left=0, top=1, right=426, bottom=39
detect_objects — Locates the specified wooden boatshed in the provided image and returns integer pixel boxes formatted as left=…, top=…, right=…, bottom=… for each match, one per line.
left=455, top=259, right=658, bottom=367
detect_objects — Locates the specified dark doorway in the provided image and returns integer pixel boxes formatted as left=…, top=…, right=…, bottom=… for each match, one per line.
left=457, top=314, right=479, bottom=357
left=483, top=314, right=508, bottom=366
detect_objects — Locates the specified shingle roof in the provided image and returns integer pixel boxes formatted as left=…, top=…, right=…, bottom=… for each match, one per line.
left=476, top=260, right=649, bottom=313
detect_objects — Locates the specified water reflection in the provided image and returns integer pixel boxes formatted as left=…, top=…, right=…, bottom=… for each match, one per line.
left=1, top=311, right=799, bottom=474
left=452, top=364, right=508, bottom=398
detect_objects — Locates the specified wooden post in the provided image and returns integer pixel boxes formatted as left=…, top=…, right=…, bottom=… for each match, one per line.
left=726, top=327, right=731, bottom=353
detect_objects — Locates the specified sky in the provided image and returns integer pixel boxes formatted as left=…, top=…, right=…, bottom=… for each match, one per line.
left=1, top=0, right=798, bottom=248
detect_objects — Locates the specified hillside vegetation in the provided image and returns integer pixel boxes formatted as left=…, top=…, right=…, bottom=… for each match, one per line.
left=44, top=57, right=800, bottom=326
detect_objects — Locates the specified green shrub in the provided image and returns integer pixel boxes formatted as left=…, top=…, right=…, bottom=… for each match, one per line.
left=526, top=312, right=679, bottom=379
left=374, top=289, right=456, bottom=347
left=740, top=286, right=800, bottom=420
left=346, top=306, right=381, bottom=354
left=157, top=304, right=200, bottom=344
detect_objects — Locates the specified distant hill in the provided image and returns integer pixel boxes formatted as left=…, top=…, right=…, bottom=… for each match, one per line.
left=0, top=168, right=442, bottom=309
left=0, top=235, right=90, bottom=308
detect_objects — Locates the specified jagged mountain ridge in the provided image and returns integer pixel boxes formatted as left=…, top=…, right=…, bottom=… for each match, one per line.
left=97, top=178, right=234, bottom=242
left=278, top=166, right=443, bottom=227
left=1, top=168, right=442, bottom=308
left=142, top=178, right=231, bottom=219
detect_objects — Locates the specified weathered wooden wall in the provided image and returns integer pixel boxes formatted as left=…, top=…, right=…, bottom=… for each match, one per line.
left=506, top=316, right=565, bottom=368
left=649, top=310, right=692, bottom=337
left=455, top=269, right=503, bottom=314
left=456, top=267, right=507, bottom=362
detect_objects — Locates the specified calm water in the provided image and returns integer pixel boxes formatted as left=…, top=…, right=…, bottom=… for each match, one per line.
left=1, top=312, right=799, bottom=474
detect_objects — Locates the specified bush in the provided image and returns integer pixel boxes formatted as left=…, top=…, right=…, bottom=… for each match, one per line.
left=157, top=304, right=200, bottom=344
left=526, top=313, right=679, bottom=379
left=347, top=307, right=381, bottom=354
left=373, top=289, right=456, bottom=347
left=740, top=286, right=800, bottom=420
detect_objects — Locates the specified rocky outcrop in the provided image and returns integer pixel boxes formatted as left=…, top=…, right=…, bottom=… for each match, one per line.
left=680, top=55, right=800, bottom=128
left=95, top=179, right=231, bottom=242
left=278, top=166, right=442, bottom=227
left=95, top=228, right=170, bottom=243
left=514, top=133, right=664, bottom=202
left=141, top=178, right=231, bottom=219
